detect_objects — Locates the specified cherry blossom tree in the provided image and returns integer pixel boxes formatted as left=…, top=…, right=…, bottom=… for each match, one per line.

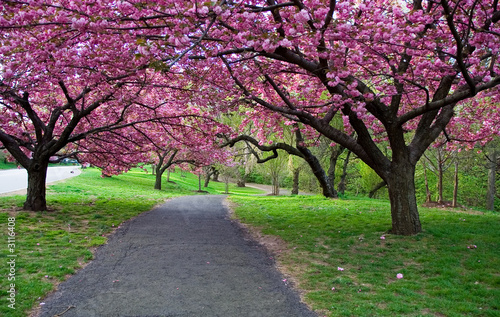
left=2, top=0, right=500, bottom=236
left=0, top=1, right=221, bottom=210
left=177, top=0, right=500, bottom=235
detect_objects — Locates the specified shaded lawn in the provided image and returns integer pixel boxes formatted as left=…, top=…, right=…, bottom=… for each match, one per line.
left=230, top=195, right=500, bottom=317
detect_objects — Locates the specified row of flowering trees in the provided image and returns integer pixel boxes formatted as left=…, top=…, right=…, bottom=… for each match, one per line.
left=1, top=0, right=499, bottom=235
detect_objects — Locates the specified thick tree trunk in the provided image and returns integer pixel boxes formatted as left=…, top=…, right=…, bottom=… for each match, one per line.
left=154, top=171, right=163, bottom=190
left=386, top=162, right=422, bottom=235
left=291, top=168, right=300, bottom=195
left=24, top=161, right=49, bottom=211
left=204, top=173, right=211, bottom=188
left=486, top=150, right=497, bottom=210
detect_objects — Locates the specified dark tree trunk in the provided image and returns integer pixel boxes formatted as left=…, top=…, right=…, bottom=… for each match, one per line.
left=338, top=150, right=351, bottom=195
left=452, top=160, right=459, bottom=208
left=291, top=168, right=300, bottom=195
left=295, top=129, right=337, bottom=198
left=154, top=155, right=165, bottom=190
left=212, top=170, right=220, bottom=182
left=369, top=181, right=387, bottom=198
left=386, top=161, right=422, bottom=235
left=237, top=172, right=246, bottom=187
left=296, top=149, right=336, bottom=197
left=24, top=161, right=49, bottom=211
left=154, top=170, right=163, bottom=190
left=204, top=173, right=211, bottom=188
left=486, top=150, right=498, bottom=210
left=327, top=147, right=341, bottom=193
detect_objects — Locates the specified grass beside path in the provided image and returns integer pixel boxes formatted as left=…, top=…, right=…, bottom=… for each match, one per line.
left=0, top=168, right=264, bottom=317
left=230, top=195, right=500, bottom=317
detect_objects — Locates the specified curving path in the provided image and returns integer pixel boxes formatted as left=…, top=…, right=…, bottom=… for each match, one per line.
left=37, top=195, right=316, bottom=317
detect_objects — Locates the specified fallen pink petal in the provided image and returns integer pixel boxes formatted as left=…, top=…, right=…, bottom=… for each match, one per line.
left=338, top=267, right=344, bottom=271
left=397, top=273, right=403, bottom=279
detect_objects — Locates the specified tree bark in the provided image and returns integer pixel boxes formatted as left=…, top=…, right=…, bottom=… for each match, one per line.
left=295, top=130, right=337, bottom=198
left=452, top=160, right=459, bottom=208
left=338, top=150, right=351, bottom=195
left=486, top=150, right=498, bottom=210
left=154, top=154, right=165, bottom=190
left=386, top=162, right=422, bottom=235
left=369, top=181, right=387, bottom=198
left=154, top=169, right=163, bottom=190
left=212, top=170, right=219, bottom=182
left=327, top=145, right=344, bottom=194
left=204, top=173, right=211, bottom=188
left=24, top=161, right=49, bottom=211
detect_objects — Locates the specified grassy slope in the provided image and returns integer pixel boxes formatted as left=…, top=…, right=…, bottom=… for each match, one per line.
left=1, top=167, right=498, bottom=317
left=0, top=168, right=263, bottom=317
left=230, top=195, right=500, bottom=317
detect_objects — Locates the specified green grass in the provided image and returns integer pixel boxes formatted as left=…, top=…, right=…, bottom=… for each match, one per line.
left=0, top=160, right=17, bottom=170
left=230, top=195, right=500, bottom=317
left=0, top=168, right=264, bottom=316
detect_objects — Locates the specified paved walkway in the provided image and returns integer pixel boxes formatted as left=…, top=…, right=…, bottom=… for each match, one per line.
left=0, top=166, right=81, bottom=195
left=37, top=195, right=316, bottom=317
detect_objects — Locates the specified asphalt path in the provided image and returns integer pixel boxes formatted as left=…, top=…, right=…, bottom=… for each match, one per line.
left=0, top=166, right=81, bottom=195
left=37, top=195, right=317, bottom=317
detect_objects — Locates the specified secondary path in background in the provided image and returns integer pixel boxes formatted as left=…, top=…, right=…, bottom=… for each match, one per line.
left=37, top=195, right=316, bottom=317
left=0, top=166, right=81, bottom=195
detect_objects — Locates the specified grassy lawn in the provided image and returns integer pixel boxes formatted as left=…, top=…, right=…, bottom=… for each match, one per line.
left=0, top=160, right=17, bottom=170
left=230, top=195, right=500, bottom=317
left=0, top=168, right=263, bottom=317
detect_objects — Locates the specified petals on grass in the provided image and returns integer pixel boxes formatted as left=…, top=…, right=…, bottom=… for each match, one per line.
left=380, top=236, right=386, bottom=240
left=338, top=267, right=344, bottom=271
left=397, top=273, right=403, bottom=279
